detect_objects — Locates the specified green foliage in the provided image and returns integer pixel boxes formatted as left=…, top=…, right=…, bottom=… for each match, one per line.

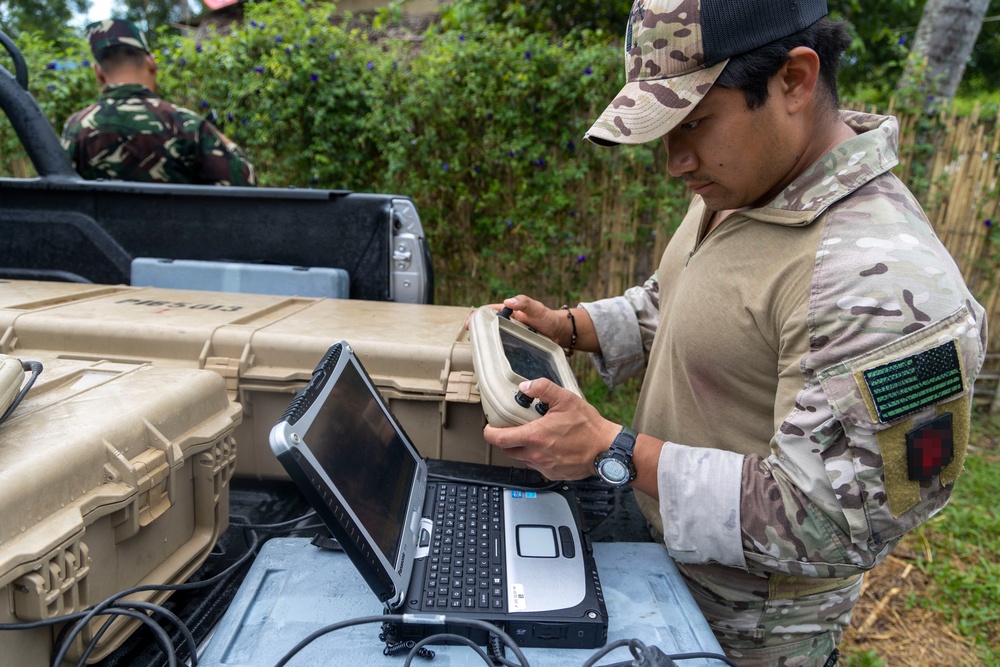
left=469, top=0, right=631, bottom=35
left=0, top=30, right=96, bottom=176
left=840, top=648, right=886, bottom=667
left=0, top=0, right=86, bottom=45
left=156, top=0, right=386, bottom=189
left=829, top=0, right=921, bottom=105
left=121, top=0, right=199, bottom=34
left=958, top=0, right=1000, bottom=97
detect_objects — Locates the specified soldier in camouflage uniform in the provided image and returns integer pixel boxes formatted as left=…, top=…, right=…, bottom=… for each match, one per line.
left=481, top=0, right=988, bottom=665
left=62, top=19, right=256, bottom=186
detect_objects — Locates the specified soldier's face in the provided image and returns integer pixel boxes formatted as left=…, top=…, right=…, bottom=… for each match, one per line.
left=661, top=82, right=798, bottom=212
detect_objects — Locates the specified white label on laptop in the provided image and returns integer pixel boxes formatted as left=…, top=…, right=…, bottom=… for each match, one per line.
left=511, top=583, right=527, bottom=610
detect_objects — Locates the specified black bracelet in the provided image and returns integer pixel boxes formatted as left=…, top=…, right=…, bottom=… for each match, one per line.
left=560, top=305, right=577, bottom=357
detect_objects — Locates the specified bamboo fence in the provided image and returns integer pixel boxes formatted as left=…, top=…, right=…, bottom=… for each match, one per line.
left=895, top=103, right=1000, bottom=413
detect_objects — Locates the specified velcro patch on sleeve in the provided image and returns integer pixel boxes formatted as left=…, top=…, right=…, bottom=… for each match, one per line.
left=861, top=340, right=964, bottom=423
left=878, top=395, right=968, bottom=518
left=906, top=412, right=955, bottom=480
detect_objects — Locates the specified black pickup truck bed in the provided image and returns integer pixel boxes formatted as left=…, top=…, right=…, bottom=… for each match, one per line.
left=0, top=34, right=431, bottom=304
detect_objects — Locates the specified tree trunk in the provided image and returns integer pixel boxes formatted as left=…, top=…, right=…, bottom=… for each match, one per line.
left=897, top=0, right=991, bottom=111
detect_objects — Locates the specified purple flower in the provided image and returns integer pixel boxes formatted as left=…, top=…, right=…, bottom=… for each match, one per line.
left=275, top=35, right=283, bottom=43
left=310, top=73, right=319, bottom=82
left=250, top=20, right=257, bottom=27
left=898, top=35, right=907, bottom=46
left=459, top=34, right=465, bottom=41
left=254, top=65, right=264, bottom=73
left=200, top=100, right=209, bottom=108
left=442, top=163, right=449, bottom=171
left=227, top=112, right=234, bottom=121
left=584, top=66, right=593, bottom=75
left=986, top=219, right=994, bottom=228
left=309, top=37, right=316, bottom=44
left=46, top=61, right=57, bottom=70
left=285, top=48, right=291, bottom=55
left=367, top=61, right=374, bottom=70
left=46, top=84, right=55, bottom=91
left=534, top=157, right=546, bottom=167
left=508, top=149, right=516, bottom=157
left=329, top=53, right=337, bottom=61
left=524, top=51, right=532, bottom=60
left=179, top=58, right=187, bottom=65
left=505, top=220, right=514, bottom=229
left=486, top=113, right=493, bottom=120
left=576, top=255, right=587, bottom=263
left=196, top=44, right=203, bottom=53
left=567, top=140, right=576, bottom=151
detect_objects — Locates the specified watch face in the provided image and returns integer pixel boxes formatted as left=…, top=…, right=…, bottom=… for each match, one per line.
left=599, top=458, right=628, bottom=485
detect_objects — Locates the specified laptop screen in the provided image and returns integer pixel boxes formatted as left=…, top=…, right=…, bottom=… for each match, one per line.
left=302, top=356, right=417, bottom=564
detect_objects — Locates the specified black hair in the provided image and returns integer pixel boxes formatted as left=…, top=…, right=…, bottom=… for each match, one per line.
left=714, top=18, right=851, bottom=112
left=96, top=45, right=149, bottom=71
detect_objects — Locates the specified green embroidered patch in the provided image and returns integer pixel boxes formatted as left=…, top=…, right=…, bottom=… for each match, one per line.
left=861, top=340, right=963, bottom=423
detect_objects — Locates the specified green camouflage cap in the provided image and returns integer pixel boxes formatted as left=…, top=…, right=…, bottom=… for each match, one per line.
left=584, top=0, right=828, bottom=146
left=86, top=19, right=152, bottom=59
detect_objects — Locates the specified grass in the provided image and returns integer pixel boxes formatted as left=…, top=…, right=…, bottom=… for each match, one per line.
left=580, top=369, right=1000, bottom=664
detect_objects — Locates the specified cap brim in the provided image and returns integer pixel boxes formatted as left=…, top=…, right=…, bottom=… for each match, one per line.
left=584, top=60, right=728, bottom=146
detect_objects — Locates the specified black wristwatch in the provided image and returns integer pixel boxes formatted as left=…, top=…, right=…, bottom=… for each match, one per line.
left=594, top=425, right=637, bottom=487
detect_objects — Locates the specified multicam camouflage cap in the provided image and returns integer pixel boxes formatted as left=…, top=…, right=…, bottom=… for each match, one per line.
left=86, top=19, right=152, bottom=59
left=584, top=0, right=828, bottom=146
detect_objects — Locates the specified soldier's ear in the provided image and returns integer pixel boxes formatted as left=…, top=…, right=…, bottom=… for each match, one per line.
left=779, top=47, right=820, bottom=115
left=145, top=53, right=158, bottom=77
left=93, top=62, right=108, bottom=86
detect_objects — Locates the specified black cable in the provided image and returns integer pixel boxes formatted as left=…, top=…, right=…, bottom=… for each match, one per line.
left=0, top=358, right=42, bottom=424
left=273, top=613, right=530, bottom=667
left=403, top=633, right=492, bottom=666
left=237, top=510, right=317, bottom=531
left=51, top=607, right=177, bottom=667
left=582, top=638, right=739, bottom=667
left=667, top=652, right=739, bottom=666
left=2, top=526, right=261, bottom=666
left=76, top=601, right=196, bottom=666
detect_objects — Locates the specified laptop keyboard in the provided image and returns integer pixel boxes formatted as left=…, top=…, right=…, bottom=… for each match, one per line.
left=423, top=482, right=506, bottom=611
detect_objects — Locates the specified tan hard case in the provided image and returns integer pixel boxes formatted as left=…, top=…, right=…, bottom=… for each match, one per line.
left=0, top=280, right=508, bottom=481
left=0, top=355, right=240, bottom=665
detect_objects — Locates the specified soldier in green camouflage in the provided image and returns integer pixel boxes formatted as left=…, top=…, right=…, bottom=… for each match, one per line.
left=62, top=19, right=256, bottom=186
left=479, top=0, right=988, bottom=665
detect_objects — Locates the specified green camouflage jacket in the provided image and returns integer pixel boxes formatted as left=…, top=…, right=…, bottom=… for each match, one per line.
left=62, top=83, right=256, bottom=186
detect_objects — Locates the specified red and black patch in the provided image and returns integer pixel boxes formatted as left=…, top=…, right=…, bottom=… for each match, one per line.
left=906, top=412, right=955, bottom=481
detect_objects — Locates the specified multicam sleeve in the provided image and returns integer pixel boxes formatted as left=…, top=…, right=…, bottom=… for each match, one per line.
left=580, top=273, right=660, bottom=388
left=196, top=120, right=257, bottom=186
left=736, top=306, right=985, bottom=578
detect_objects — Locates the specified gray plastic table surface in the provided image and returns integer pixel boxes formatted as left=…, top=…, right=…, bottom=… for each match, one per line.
left=200, top=537, right=725, bottom=666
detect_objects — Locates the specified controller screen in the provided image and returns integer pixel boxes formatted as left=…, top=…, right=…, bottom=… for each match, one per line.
left=500, top=328, right=563, bottom=387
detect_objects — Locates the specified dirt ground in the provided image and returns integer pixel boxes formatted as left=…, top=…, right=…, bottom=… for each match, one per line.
left=840, top=546, right=983, bottom=666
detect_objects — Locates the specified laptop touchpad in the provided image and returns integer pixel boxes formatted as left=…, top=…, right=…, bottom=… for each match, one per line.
left=516, top=525, right=558, bottom=558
